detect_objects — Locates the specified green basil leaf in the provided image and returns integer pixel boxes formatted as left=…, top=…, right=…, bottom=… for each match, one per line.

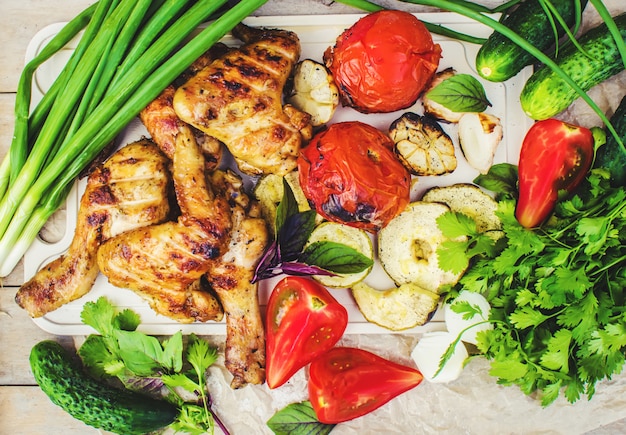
left=474, top=163, right=518, bottom=199
left=267, top=401, right=334, bottom=435
left=425, top=73, right=491, bottom=112
left=300, top=240, right=373, bottom=274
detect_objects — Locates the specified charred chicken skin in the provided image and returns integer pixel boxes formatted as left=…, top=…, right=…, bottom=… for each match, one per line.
left=97, top=126, right=231, bottom=323
left=16, top=139, right=172, bottom=317
left=173, top=23, right=312, bottom=176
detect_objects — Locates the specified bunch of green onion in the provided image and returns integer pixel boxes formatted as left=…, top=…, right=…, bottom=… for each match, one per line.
left=0, top=0, right=267, bottom=277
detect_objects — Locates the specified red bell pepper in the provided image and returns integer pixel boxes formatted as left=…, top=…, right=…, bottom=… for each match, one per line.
left=515, top=119, right=594, bottom=228
left=308, top=347, right=423, bottom=424
left=265, top=276, right=348, bottom=389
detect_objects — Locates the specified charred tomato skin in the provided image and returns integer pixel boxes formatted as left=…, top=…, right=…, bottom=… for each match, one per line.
left=308, top=346, right=424, bottom=424
left=298, top=121, right=411, bottom=232
left=515, top=119, right=594, bottom=228
left=324, top=10, right=441, bottom=113
left=265, top=276, right=348, bottom=389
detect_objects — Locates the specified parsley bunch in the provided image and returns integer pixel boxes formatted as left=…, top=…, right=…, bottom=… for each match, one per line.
left=437, top=165, right=626, bottom=406
left=78, top=297, right=229, bottom=434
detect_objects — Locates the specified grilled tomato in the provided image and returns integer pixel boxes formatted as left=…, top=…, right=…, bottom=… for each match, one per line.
left=297, top=121, right=411, bottom=232
left=323, top=10, right=441, bottom=113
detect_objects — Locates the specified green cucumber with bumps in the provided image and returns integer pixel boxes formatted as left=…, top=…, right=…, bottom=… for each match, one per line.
left=29, top=340, right=178, bottom=435
left=476, top=0, right=587, bottom=82
left=521, top=12, right=626, bottom=120
left=594, top=95, right=626, bottom=186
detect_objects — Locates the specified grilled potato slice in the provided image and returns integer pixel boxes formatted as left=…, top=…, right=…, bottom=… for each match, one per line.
left=389, top=112, right=456, bottom=176
left=352, top=281, right=440, bottom=331
left=421, top=183, right=501, bottom=234
left=378, top=201, right=466, bottom=292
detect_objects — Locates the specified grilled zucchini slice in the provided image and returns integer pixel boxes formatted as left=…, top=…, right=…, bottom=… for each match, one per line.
left=378, top=201, right=466, bottom=292
left=351, top=281, right=439, bottom=331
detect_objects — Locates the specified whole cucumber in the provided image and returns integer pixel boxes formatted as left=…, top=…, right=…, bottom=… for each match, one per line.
left=29, top=340, right=178, bottom=435
left=476, top=0, right=587, bottom=82
left=594, top=95, right=626, bottom=186
left=521, top=12, right=626, bottom=120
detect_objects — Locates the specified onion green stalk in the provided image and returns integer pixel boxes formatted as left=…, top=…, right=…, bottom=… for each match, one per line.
left=334, top=0, right=527, bottom=43
left=0, top=0, right=268, bottom=276
left=2, top=3, right=96, bottom=196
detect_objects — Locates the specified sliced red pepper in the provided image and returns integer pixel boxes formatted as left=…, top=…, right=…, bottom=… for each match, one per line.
left=515, top=119, right=594, bottom=228
left=265, top=276, right=348, bottom=389
left=308, top=346, right=423, bottom=424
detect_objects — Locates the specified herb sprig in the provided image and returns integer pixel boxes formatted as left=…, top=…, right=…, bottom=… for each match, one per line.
left=252, top=178, right=373, bottom=282
left=79, top=296, right=229, bottom=434
left=436, top=166, right=626, bottom=406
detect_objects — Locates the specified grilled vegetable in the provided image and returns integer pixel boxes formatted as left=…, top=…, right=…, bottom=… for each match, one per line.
left=389, top=112, right=457, bottom=176
left=378, top=201, right=466, bottom=293
left=351, top=281, right=439, bottom=331
left=476, top=0, right=588, bottom=82
left=323, top=10, right=441, bottom=113
left=253, top=171, right=319, bottom=235
left=305, top=222, right=373, bottom=288
left=421, top=183, right=501, bottom=235
left=287, top=59, right=339, bottom=126
left=265, top=277, right=348, bottom=389
left=30, top=340, right=178, bottom=435
left=516, top=119, right=594, bottom=228
left=298, top=121, right=411, bottom=232
left=521, top=12, right=626, bottom=120
left=458, top=112, right=503, bottom=174
left=308, top=347, right=423, bottom=424
left=593, top=95, right=626, bottom=186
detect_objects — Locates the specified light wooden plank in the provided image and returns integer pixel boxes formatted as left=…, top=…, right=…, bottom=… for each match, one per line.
left=0, top=287, right=75, bottom=386
left=0, top=386, right=100, bottom=434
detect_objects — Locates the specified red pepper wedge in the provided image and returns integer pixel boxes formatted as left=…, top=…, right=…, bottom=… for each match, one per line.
left=308, top=347, right=423, bottom=424
left=265, top=277, right=348, bottom=389
left=515, top=119, right=594, bottom=228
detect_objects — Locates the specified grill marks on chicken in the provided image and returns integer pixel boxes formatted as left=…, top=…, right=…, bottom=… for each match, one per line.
left=173, top=24, right=312, bottom=176
left=16, top=140, right=171, bottom=317
left=97, top=126, right=231, bottom=323
left=205, top=170, right=268, bottom=388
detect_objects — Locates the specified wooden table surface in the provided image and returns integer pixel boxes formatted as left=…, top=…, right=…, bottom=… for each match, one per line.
left=1, top=1, right=625, bottom=434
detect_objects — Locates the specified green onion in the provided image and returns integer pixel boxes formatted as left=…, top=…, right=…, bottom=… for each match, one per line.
left=0, top=0, right=268, bottom=276
left=590, top=0, right=626, bottom=68
left=2, top=3, right=96, bottom=196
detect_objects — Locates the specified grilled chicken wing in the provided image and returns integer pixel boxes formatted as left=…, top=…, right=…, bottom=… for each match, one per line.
left=97, top=126, right=231, bottom=322
left=16, top=139, right=171, bottom=317
left=173, top=23, right=312, bottom=176
left=205, top=170, right=268, bottom=388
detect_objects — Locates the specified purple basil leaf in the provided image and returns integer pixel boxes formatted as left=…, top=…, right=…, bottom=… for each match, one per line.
left=279, top=210, right=317, bottom=261
left=280, top=261, right=336, bottom=277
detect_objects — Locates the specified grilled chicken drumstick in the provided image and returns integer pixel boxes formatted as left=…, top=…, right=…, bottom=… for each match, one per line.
left=16, top=139, right=172, bottom=317
left=97, top=126, right=230, bottom=322
left=173, top=23, right=312, bottom=176
left=205, top=170, right=268, bottom=388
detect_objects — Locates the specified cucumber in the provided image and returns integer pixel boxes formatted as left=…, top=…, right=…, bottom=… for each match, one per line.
left=521, top=12, right=626, bottom=120
left=476, top=0, right=587, bottom=82
left=29, top=340, right=178, bottom=435
left=594, top=95, right=626, bottom=186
